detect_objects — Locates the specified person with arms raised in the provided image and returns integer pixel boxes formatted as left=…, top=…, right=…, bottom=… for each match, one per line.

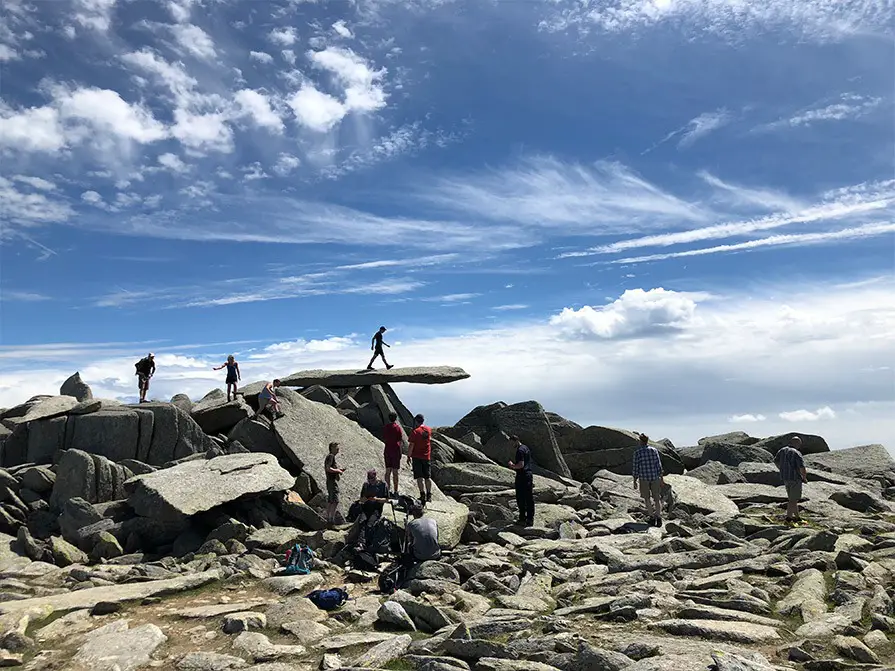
left=213, top=355, right=241, bottom=402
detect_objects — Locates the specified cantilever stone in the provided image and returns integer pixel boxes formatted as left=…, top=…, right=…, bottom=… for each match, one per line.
left=276, top=365, right=470, bottom=388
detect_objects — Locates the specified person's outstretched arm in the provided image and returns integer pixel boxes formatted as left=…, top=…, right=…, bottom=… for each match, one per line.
left=213, top=363, right=224, bottom=370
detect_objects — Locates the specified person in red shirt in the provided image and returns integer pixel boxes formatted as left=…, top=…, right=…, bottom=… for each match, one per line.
left=407, top=413, right=433, bottom=504
left=382, top=412, right=406, bottom=494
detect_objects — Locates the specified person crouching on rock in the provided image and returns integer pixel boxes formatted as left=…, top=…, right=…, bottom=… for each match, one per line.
left=255, top=379, right=284, bottom=420
left=407, top=414, right=433, bottom=504
left=213, top=355, right=241, bottom=402
left=632, top=433, right=664, bottom=527
left=367, top=326, right=394, bottom=370
left=383, top=412, right=406, bottom=494
left=135, top=352, right=155, bottom=403
left=360, top=468, right=390, bottom=525
left=324, top=442, right=345, bottom=527
left=507, top=435, right=534, bottom=527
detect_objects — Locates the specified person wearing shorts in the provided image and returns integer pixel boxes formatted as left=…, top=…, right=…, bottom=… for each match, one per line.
left=382, top=412, right=405, bottom=494
left=135, top=353, right=155, bottom=403
left=367, top=326, right=394, bottom=370
left=774, top=435, right=808, bottom=522
left=213, top=355, right=241, bottom=402
left=407, top=413, right=432, bottom=504
left=255, top=379, right=284, bottom=420
left=324, top=442, right=345, bottom=526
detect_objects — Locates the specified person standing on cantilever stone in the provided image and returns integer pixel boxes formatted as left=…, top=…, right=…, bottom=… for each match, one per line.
left=367, top=326, right=394, bottom=370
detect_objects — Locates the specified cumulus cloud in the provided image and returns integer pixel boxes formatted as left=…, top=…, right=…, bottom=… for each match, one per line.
left=171, top=24, right=217, bottom=60
left=550, top=288, right=704, bottom=339
left=729, top=414, right=766, bottom=423
left=288, top=85, right=346, bottom=132
left=249, top=51, right=274, bottom=64
left=233, top=89, right=284, bottom=133
left=779, top=406, right=837, bottom=422
left=268, top=27, right=297, bottom=46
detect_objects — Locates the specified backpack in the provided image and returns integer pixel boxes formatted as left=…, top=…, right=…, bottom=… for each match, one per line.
left=307, top=587, right=349, bottom=611
left=135, top=358, right=149, bottom=375
left=377, top=560, right=410, bottom=595
left=284, top=543, right=314, bottom=575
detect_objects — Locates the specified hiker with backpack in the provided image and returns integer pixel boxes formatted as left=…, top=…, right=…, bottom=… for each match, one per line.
left=213, top=354, right=240, bottom=402
left=134, top=353, right=155, bottom=403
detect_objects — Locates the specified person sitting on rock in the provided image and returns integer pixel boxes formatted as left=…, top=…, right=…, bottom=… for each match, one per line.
left=213, top=355, right=241, bottom=402
left=367, top=326, right=394, bottom=370
left=135, top=352, right=155, bottom=403
left=507, top=434, right=535, bottom=527
left=359, top=468, right=390, bottom=524
left=383, top=412, right=406, bottom=494
left=774, top=435, right=808, bottom=523
left=324, top=442, right=345, bottom=526
left=255, top=379, right=284, bottom=420
left=632, top=433, right=664, bottom=527
left=407, top=414, right=433, bottom=504
left=405, top=504, right=441, bottom=564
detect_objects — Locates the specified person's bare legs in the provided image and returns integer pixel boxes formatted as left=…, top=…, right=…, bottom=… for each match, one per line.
left=416, top=477, right=426, bottom=502
left=424, top=477, right=432, bottom=502
left=392, top=469, right=399, bottom=494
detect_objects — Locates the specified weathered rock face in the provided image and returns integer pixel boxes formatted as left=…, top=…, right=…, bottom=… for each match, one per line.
left=49, top=449, right=133, bottom=510
left=278, top=366, right=470, bottom=388
left=60, top=373, right=93, bottom=402
left=663, top=475, right=740, bottom=521
left=805, top=444, right=895, bottom=482
left=752, top=432, right=829, bottom=456
left=559, top=426, right=684, bottom=481
left=699, top=442, right=774, bottom=467
left=126, top=453, right=295, bottom=522
left=191, top=394, right=253, bottom=436
left=433, top=463, right=565, bottom=500
left=698, top=431, right=759, bottom=446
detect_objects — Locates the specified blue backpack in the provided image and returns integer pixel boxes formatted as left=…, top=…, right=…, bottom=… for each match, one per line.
left=284, top=543, right=314, bottom=575
left=307, top=587, right=349, bottom=611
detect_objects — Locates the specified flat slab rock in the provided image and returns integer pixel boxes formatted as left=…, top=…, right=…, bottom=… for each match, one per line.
left=649, top=618, right=781, bottom=644
left=127, top=453, right=295, bottom=521
left=277, top=365, right=470, bottom=388
left=69, top=619, right=167, bottom=671
left=320, top=631, right=399, bottom=649
left=0, top=569, right=222, bottom=615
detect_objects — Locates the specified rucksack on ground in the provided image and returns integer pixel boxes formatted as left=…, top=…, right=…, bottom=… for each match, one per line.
left=307, top=587, right=349, bottom=611
left=284, top=543, right=314, bottom=575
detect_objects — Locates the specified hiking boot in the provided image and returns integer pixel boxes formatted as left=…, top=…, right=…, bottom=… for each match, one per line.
left=426, top=492, right=432, bottom=503
left=654, top=516, right=663, bottom=527
left=386, top=364, right=394, bottom=370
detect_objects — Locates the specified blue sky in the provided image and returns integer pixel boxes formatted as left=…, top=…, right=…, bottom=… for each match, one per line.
left=1, top=0, right=893, bottom=451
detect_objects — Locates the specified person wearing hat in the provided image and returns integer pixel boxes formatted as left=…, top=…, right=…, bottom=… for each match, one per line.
left=407, top=413, right=433, bottom=504
left=135, top=352, right=156, bottom=403
left=359, top=468, right=390, bottom=522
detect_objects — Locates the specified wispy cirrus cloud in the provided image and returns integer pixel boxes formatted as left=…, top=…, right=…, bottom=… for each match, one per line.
left=757, top=93, right=884, bottom=132
left=643, top=109, right=731, bottom=154
left=0, top=290, right=52, bottom=302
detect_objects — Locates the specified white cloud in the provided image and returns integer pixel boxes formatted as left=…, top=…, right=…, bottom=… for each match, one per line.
left=698, top=172, right=804, bottom=213
left=288, top=85, right=346, bottom=132
left=55, top=86, right=169, bottom=144
left=73, top=0, right=117, bottom=33
left=233, top=89, right=284, bottom=133
left=81, top=190, right=103, bottom=205
left=493, top=304, right=529, bottom=311
left=273, top=153, right=301, bottom=175
left=550, top=288, right=706, bottom=339
left=309, top=46, right=387, bottom=113
left=171, top=109, right=233, bottom=153
left=12, top=175, right=56, bottom=191
left=0, top=177, right=73, bottom=225
left=268, top=27, right=298, bottom=46
left=779, top=406, right=837, bottom=422
left=729, top=414, right=766, bottom=423
left=761, top=94, right=883, bottom=131
left=0, top=104, right=65, bottom=153
left=421, top=157, right=707, bottom=234
left=1, top=290, right=51, bottom=302
left=539, top=0, right=894, bottom=42
left=158, top=152, right=189, bottom=173
left=421, top=293, right=480, bottom=303
left=171, top=24, right=216, bottom=60
left=0, top=44, right=18, bottom=62
left=332, top=20, right=353, bottom=38
left=567, top=178, right=895, bottom=258
left=249, top=51, right=274, bottom=64
left=646, top=109, right=731, bottom=153
left=281, top=49, right=296, bottom=65
left=612, top=222, right=895, bottom=265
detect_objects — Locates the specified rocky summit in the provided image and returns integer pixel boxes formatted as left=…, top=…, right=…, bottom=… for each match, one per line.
left=0, top=372, right=893, bottom=671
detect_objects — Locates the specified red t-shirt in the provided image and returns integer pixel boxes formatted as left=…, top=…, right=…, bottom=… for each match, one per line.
left=409, top=425, right=432, bottom=461
left=383, top=422, right=403, bottom=456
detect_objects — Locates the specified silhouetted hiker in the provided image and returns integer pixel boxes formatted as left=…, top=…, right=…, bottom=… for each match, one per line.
left=324, top=441, right=345, bottom=526
left=507, top=434, right=534, bottom=527
left=774, top=435, right=808, bottom=523
left=632, top=433, right=664, bottom=527
left=255, top=379, right=284, bottom=420
left=135, top=353, right=155, bottom=403
left=407, top=413, right=432, bottom=504
left=383, top=412, right=406, bottom=494
left=213, top=355, right=241, bottom=402
left=367, top=326, right=394, bottom=370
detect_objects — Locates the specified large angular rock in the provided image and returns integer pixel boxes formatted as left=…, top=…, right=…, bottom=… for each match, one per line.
left=26, top=416, right=67, bottom=464
left=559, top=426, right=684, bottom=480
left=60, top=372, right=93, bottom=402
left=752, top=432, right=829, bottom=456
left=127, top=453, right=294, bottom=522
left=433, top=463, right=565, bottom=499
left=228, top=416, right=285, bottom=458
left=49, top=450, right=131, bottom=510
left=65, top=409, right=141, bottom=463
left=191, top=395, right=253, bottom=436
left=135, top=402, right=216, bottom=464
left=278, top=366, right=470, bottom=387
left=71, top=620, right=167, bottom=671
left=698, top=431, right=759, bottom=446
left=23, top=395, right=78, bottom=422
left=648, top=619, right=780, bottom=643
left=699, top=442, right=774, bottom=467
left=664, top=475, right=740, bottom=521
left=805, top=444, right=894, bottom=481
left=272, top=388, right=451, bottom=514
left=491, top=401, right=570, bottom=477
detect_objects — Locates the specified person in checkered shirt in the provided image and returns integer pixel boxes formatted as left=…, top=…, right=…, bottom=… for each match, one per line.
left=632, top=433, right=665, bottom=527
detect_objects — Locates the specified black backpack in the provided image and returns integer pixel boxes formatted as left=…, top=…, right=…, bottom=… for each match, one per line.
left=135, top=358, right=149, bottom=375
